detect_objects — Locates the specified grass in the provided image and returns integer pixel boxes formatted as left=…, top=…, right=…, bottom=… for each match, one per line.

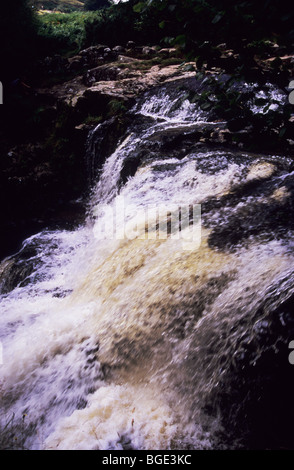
left=32, top=0, right=85, bottom=13
left=37, top=10, right=101, bottom=54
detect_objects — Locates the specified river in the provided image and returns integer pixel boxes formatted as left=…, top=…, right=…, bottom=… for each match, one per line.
left=1, top=77, right=294, bottom=450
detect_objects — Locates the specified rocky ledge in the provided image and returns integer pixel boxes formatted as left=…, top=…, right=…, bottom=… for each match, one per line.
left=0, top=41, right=293, bottom=260
left=0, top=45, right=195, bottom=260
left=37, top=46, right=195, bottom=109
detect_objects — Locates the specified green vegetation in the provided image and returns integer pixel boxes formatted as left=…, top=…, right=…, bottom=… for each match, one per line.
left=5, top=0, right=291, bottom=78
left=30, top=0, right=111, bottom=13
left=1, top=0, right=292, bottom=161
left=192, top=72, right=293, bottom=152
left=107, top=99, right=128, bottom=118
left=1, top=0, right=293, bottom=149
left=37, top=11, right=98, bottom=55
left=83, top=114, right=103, bottom=125
left=32, top=0, right=294, bottom=82
left=1, top=0, right=293, bottom=78
left=30, top=0, right=85, bottom=13
left=128, top=0, right=294, bottom=50
left=36, top=2, right=139, bottom=53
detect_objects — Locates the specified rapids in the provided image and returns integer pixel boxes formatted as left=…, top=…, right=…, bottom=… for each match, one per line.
left=1, top=77, right=294, bottom=450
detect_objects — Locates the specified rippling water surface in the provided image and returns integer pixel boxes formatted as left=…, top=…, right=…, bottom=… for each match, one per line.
left=1, top=79, right=294, bottom=450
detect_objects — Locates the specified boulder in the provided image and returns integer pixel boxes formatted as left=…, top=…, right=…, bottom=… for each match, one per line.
left=158, top=48, right=178, bottom=58
left=67, top=55, right=85, bottom=73
left=79, top=45, right=110, bottom=68
left=113, top=45, right=126, bottom=54
left=41, top=55, right=69, bottom=75
left=126, top=41, right=136, bottom=50
left=83, top=65, right=121, bottom=87
left=142, top=46, right=157, bottom=58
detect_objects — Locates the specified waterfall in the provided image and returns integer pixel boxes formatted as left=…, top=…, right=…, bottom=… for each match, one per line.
left=1, top=78, right=294, bottom=450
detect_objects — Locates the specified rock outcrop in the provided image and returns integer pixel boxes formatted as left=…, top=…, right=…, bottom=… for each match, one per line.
left=37, top=54, right=194, bottom=110
left=1, top=41, right=292, bottom=260
left=0, top=46, right=194, bottom=259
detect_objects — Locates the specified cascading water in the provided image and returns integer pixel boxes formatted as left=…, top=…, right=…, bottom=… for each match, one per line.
left=1, top=77, right=294, bottom=450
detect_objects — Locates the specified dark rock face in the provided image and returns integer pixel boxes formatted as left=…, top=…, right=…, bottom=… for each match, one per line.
left=1, top=40, right=292, bottom=265
left=0, top=118, right=88, bottom=260
left=0, top=243, right=39, bottom=294
left=205, top=171, right=294, bottom=250
left=214, top=276, right=294, bottom=449
left=86, top=116, right=131, bottom=183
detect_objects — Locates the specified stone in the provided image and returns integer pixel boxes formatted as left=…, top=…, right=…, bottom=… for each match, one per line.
left=142, top=46, right=157, bottom=57
left=158, top=48, right=177, bottom=58
left=126, top=41, right=136, bottom=49
left=67, top=56, right=84, bottom=72
left=113, top=45, right=126, bottom=54
left=83, top=65, right=121, bottom=87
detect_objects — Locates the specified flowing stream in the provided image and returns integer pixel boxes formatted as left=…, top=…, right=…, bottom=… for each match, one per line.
left=1, top=77, right=294, bottom=450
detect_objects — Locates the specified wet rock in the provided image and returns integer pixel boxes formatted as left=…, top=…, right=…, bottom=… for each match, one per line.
left=83, top=64, right=121, bottom=87
left=119, top=151, right=146, bottom=185
left=207, top=170, right=294, bottom=250
left=210, top=128, right=233, bottom=144
left=0, top=244, right=39, bottom=293
left=214, top=274, right=294, bottom=449
left=86, top=116, right=130, bottom=182
left=246, top=162, right=276, bottom=182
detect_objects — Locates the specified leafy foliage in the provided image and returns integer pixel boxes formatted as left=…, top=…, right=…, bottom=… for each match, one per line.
left=192, top=72, right=293, bottom=151
left=130, top=0, right=294, bottom=48
left=37, top=11, right=95, bottom=54
left=29, top=0, right=294, bottom=69
left=30, top=0, right=85, bottom=13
